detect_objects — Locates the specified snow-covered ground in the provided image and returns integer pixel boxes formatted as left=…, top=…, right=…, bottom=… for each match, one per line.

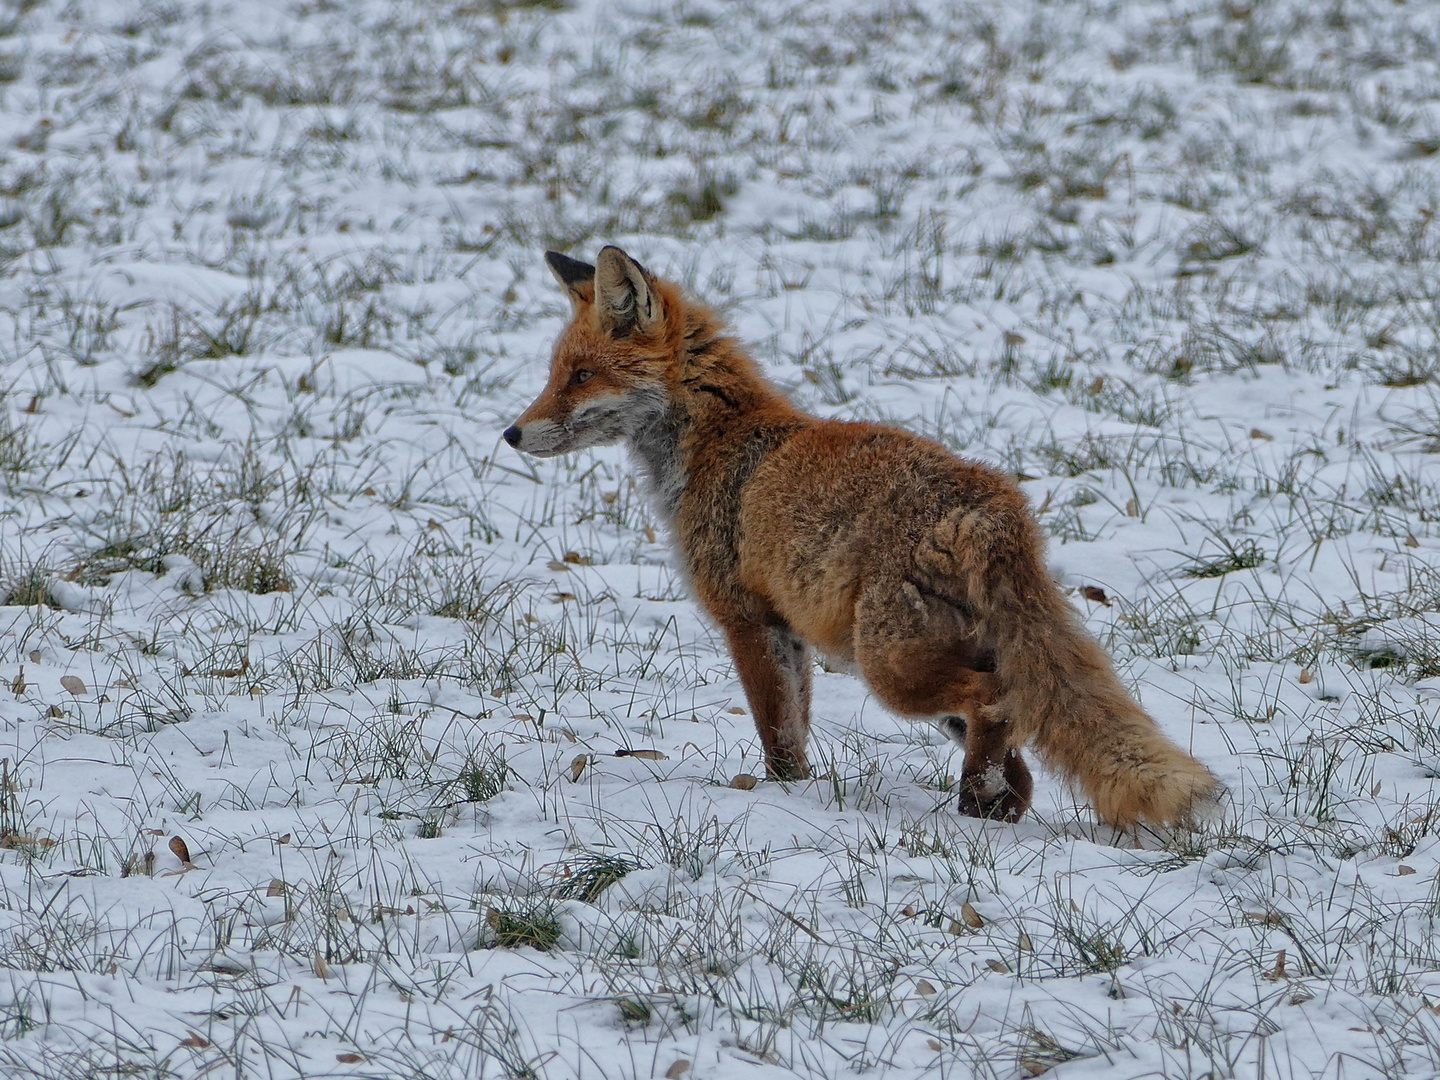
left=0, top=0, right=1438, bottom=1075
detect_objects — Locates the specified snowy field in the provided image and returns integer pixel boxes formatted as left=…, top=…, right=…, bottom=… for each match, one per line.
left=0, top=0, right=1438, bottom=1076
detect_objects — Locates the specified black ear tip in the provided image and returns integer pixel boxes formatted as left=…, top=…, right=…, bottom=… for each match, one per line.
left=546, top=250, right=597, bottom=287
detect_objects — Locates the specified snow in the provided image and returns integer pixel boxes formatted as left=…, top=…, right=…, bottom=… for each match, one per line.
left=0, top=0, right=1438, bottom=1076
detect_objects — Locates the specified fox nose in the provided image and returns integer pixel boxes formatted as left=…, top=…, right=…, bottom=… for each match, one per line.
left=502, top=425, right=522, bottom=448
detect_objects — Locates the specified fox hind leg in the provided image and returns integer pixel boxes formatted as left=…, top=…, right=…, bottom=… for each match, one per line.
left=856, top=581, right=1032, bottom=822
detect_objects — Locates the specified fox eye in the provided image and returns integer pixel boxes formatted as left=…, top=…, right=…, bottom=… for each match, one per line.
left=571, top=369, right=594, bottom=385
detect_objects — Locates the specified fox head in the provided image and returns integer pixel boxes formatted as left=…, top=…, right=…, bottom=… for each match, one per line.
left=503, top=246, right=679, bottom=457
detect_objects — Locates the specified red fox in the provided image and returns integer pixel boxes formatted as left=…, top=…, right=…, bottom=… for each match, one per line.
left=504, top=246, right=1221, bottom=829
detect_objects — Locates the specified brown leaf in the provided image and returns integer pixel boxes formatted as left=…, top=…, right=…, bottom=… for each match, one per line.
left=727, top=706, right=746, bottom=715
left=642, top=525, right=657, bottom=543
left=1398, top=865, right=1417, bottom=876
left=1262, top=949, right=1287, bottom=981
left=563, top=551, right=591, bottom=565
left=1249, top=428, right=1274, bottom=441
left=1079, top=585, right=1111, bottom=606
left=10, top=671, right=23, bottom=694
left=336, top=1053, right=363, bottom=1064
left=729, top=773, right=758, bottom=790
left=179, top=1032, right=209, bottom=1048
left=46, top=704, right=63, bottom=717
left=1405, top=535, right=1419, bottom=548
left=168, top=836, right=191, bottom=865
left=546, top=560, right=570, bottom=572
left=961, top=901, right=983, bottom=929
left=266, top=878, right=288, bottom=897
left=915, top=978, right=937, bottom=996
left=569, top=755, right=589, bottom=783
left=614, top=748, right=667, bottom=760
left=1018, top=931, right=1033, bottom=951
left=277, top=833, right=291, bottom=845
left=927, top=1038, right=943, bottom=1052
left=664, top=1061, right=690, bottom=1080
left=552, top=591, right=577, bottom=602
left=1298, top=668, right=1314, bottom=684
left=985, top=958, right=1011, bottom=974
left=901, top=904, right=916, bottom=917
left=1003, top=330, right=1026, bottom=346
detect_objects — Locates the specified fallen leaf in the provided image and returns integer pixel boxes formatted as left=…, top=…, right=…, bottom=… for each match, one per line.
left=985, top=958, right=1011, bottom=973
left=1262, top=949, right=1287, bottom=981
left=615, top=748, right=667, bottom=760
left=915, top=978, right=937, bottom=996
left=901, top=904, right=916, bottom=917
left=1298, top=668, right=1314, bottom=684
left=927, top=1038, right=943, bottom=1052
left=60, top=675, right=87, bottom=695
left=552, top=591, right=577, bottom=602
left=1405, top=535, right=1419, bottom=547
left=336, top=1053, right=363, bottom=1064
left=10, top=671, right=23, bottom=694
left=546, top=560, right=570, bottom=572
left=1079, top=585, right=1111, bottom=606
left=46, top=704, right=63, bottom=717
left=727, top=706, right=746, bottom=715
left=1086, top=375, right=1105, bottom=395
left=266, top=878, right=288, bottom=897
left=1018, top=931, right=1033, bottom=951
left=569, top=755, right=589, bottom=783
left=563, top=551, right=591, bottom=565
left=1003, top=330, right=1026, bottom=346
left=179, top=1032, right=209, bottom=1048
left=313, top=952, right=331, bottom=979
left=277, top=833, right=290, bottom=845
left=729, top=773, right=758, bottom=790
left=1021, top=1060, right=1048, bottom=1077
left=1398, top=865, right=1417, bottom=876
left=1250, top=428, right=1274, bottom=441
left=664, top=1061, right=690, bottom=1079
left=947, top=919, right=963, bottom=935
left=169, top=836, right=192, bottom=865
left=961, top=901, right=983, bottom=929
left=27, top=651, right=40, bottom=663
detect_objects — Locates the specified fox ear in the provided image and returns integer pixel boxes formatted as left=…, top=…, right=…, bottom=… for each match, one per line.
left=544, top=251, right=595, bottom=311
left=594, top=246, right=660, bottom=337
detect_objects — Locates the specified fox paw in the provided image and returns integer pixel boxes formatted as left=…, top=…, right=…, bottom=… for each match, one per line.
left=765, top=753, right=811, bottom=782
left=956, top=749, right=1033, bottom=823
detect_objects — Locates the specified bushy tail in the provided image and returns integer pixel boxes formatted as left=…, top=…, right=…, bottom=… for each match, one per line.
left=923, top=496, right=1221, bottom=829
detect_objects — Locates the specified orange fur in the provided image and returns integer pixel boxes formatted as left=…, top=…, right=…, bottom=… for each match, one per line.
left=505, top=247, right=1221, bottom=829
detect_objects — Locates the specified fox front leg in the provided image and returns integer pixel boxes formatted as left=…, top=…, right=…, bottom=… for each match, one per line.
left=724, top=622, right=812, bottom=780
